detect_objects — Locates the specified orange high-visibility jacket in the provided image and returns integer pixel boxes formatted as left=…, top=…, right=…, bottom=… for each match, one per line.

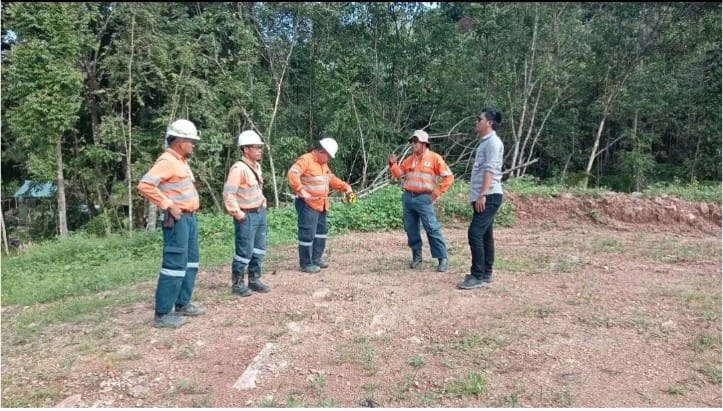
left=288, top=152, right=351, bottom=212
left=390, top=149, right=454, bottom=198
left=138, top=148, right=200, bottom=212
left=223, top=157, right=266, bottom=217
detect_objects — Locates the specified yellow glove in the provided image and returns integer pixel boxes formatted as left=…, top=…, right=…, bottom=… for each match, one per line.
left=344, top=191, right=358, bottom=204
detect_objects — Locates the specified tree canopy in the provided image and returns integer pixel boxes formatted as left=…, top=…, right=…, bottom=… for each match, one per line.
left=2, top=2, right=720, bottom=239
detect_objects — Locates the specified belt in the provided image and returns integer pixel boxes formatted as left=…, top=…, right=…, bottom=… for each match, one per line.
left=180, top=209, right=196, bottom=215
left=405, top=190, right=432, bottom=197
left=241, top=207, right=262, bottom=213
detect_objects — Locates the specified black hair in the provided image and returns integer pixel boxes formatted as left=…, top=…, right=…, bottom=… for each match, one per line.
left=480, top=107, right=503, bottom=130
left=166, top=136, right=177, bottom=146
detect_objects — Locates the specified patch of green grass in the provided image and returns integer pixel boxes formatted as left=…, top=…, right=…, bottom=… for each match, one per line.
left=1, top=210, right=295, bottom=308
left=391, top=373, right=414, bottom=401
left=176, top=378, right=204, bottom=394
left=500, top=392, right=520, bottom=407
left=285, top=394, right=305, bottom=408
left=191, top=395, right=212, bottom=407
left=355, top=336, right=377, bottom=374
left=629, top=313, right=653, bottom=332
left=495, top=256, right=533, bottom=273
left=335, top=344, right=353, bottom=364
left=593, top=237, right=625, bottom=252
left=258, top=396, right=279, bottom=407
left=664, top=385, right=685, bottom=395
left=440, top=358, right=455, bottom=368
left=1, top=384, right=62, bottom=408
left=688, top=333, right=720, bottom=353
left=699, top=363, right=722, bottom=383
left=408, top=354, right=426, bottom=367
left=558, top=390, right=574, bottom=407
left=442, top=372, right=487, bottom=397
left=308, top=373, right=326, bottom=398
left=642, top=180, right=721, bottom=204
left=644, top=238, right=716, bottom=263
left=178, top=344, right=197, bottom=359
left=316, top=398, right=339, bottom=407
left=523, top=304, right=557, bottom=319
left=653, top=286, right=722, bottom=319
left=363, top=382, right=379, bottom=397
left=554, top=255, right=580, bottom=272
left=1, top=230, right=162, bottom=305
left=454, top=333, right=501, bottom=352
left=283, top=311, right=306, bottom=321
left=6, top=289, right=147, bottom=344
left=417, top=391, right=438, bottom=406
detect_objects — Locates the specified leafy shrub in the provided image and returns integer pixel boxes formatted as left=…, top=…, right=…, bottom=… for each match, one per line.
left=329, top=185, right=403, bottom=233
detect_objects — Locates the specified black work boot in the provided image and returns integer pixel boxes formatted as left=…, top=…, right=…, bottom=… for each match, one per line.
left=437, top=258, right=448, bottom=272
left=232, top=273, right=252, bottom=297
left=409, top=249, right=423, bottom=268
left=248, top=273, right=270, bottom=293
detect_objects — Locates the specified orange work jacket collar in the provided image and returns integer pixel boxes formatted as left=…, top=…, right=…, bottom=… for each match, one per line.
left=165, top=147, right=185, bottom=161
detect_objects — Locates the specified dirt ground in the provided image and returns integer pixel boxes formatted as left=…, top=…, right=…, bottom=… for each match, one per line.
left=2, top=192, right=721, bottom=408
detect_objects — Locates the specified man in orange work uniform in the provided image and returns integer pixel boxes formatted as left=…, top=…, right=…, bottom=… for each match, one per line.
left=138, top=119, right=206, bottom=329
left=287, top=138, right=353, bottom=273
left=223, top=130, right=270, bottom=296
left=388, top=130, right=454, bottom=272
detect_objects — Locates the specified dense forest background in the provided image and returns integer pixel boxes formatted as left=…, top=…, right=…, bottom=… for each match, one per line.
left=1, top=2, right=721, bottom=240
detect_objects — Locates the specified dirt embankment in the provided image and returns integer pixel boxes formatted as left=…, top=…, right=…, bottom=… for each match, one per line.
left=507, top=192, right=721, bottom=234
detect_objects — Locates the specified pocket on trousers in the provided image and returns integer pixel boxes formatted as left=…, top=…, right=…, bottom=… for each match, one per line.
left=164, top=245, right=184, bottom=254
left=163, top=246, right=186, bottom=269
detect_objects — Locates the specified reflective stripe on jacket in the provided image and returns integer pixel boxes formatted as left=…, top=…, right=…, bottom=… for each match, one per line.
left=287, top=152, right=351, bottom=212
left=390, top=149, right=454, bottom=198
left=138, top=148, right=200, bottom=211
left=223, top=157, right=266, bottom=215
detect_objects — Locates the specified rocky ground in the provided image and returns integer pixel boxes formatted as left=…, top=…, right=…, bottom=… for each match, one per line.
left=1, top=192, right=721, bottom=408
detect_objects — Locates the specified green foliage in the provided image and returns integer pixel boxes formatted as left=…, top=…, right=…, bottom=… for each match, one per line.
left=2, top=231, right=161, bottom=305
left=504, top=175, right=721, bottom=204
left=442, top=372, right=488, bottom=397
left=328, top=185, right=403, bottom=233
left=642, top=179, right=721, bottom=204
left=2, top=2, right=721, bottom=246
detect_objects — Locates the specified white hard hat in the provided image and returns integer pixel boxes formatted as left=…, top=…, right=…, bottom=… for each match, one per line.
left=319, top=138, right=338, bottom=158
left=166, top=119, right=200, bottom=140
left=409, top=129, right=429, bottom=144
left=238, top=130, right=264, bottom=147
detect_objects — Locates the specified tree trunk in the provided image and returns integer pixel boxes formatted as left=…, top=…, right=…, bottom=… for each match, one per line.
left=0, top=204, right=8, bottom=254
left=582, top=88, right=616, bottom=188
left=198, top=172, right=222, bottom=212
left=56, top=139, right=68, bottom=236
left=126, top=7, right=135, bottom=234
left=146, top=203, right=158, bottom=230
left=351, top=94, right=369, bottom=189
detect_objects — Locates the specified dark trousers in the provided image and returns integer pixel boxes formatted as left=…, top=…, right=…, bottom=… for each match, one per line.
left=295, top=198, right=328, bottom=267
left=232, top=208, right=267, bottom=277
left=468, top=194, right=502, bottom=280
left=155, top=213, right=199, bottom=315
